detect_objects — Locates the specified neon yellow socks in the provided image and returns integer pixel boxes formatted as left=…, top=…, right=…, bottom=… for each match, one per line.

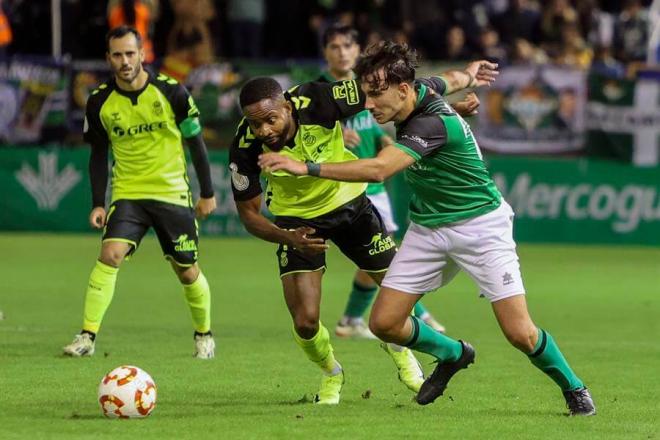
left=183, top=271, right=211, bottom=334
left=82, top=260, right=119, bottom=334
left=293, top=323, right=341, bottom=375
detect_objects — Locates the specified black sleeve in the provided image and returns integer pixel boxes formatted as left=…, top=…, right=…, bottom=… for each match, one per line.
left=88, top=139, right=109, bottom=208
left=229, top=120, right=263, bottom=201
left=289, top=80, right=366, bottom=126
left=417, top=77, right=448, bottom=96
left=170, top=83, right=200, bottom=126
left=83, top=95, right=110, bottom=208
left=185, top=134, right=214, bottom=198
left=396, top=114, right=448, bottom=158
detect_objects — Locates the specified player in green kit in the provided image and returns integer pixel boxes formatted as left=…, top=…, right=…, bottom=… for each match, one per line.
left=258, top=41, right=596, bottom=416
left=318, top=24, right=446, bottom=339
left=63, top=26, right=217, bottom=359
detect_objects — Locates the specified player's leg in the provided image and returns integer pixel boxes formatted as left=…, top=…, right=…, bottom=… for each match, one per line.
left=453, top=202, right=594, bottom=415
left=150, top=200, right=215, bottom=359
left=335, top=269, right=378, bottom=339
left=491, top=295, right=595, bottom=415
left=64, top=200, right=149, bottom=357
left=275, top=216, right=343, bottom=404
left=370, top=221, right=473, bottom=404
left=282, top=270, right=344, bottom=404
left=331, top=194, right=424, bottom=392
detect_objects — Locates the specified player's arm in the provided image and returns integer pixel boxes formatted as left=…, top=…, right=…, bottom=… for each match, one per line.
left=259, top=114, right=446, bottom=182
left=88, top=138, right=109, bottom=229
left=169, top=81, right=216, bottom=218
left=259, top=145, right=415, bottom=183
left=433, top=60, right=499, bottom=95
left=451, top=92, right=480, bottom=117
left=235, top=195, right=328, bottom=254
left=229, top=121, right=327, bottom=254
left=83, top=102, right=110, bottom=229
left=292, top=80, right=366, bottom=123
left=184, top=133, right=216, bottom=219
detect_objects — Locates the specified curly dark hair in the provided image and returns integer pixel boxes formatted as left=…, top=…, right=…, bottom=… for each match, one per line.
left=354, top=41, right=419, bottom=90
left=239, top=77, right=283, bottom=108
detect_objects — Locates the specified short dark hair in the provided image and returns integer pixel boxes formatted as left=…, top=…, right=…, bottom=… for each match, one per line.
left=322, top=23, right=359, bottom=48
left=354, top=41, right=418, bottom=90
left=239, top=77, right=284, bottom=108
left=106, top=26, right=142, bottom=51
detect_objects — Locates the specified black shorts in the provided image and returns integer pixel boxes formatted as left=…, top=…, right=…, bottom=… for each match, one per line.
left=103, top=199, right=199, bottom=266
left=274, top=194, right=397, bottom=277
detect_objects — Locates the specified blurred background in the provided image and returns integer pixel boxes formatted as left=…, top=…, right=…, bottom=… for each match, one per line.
left=0, top=0, right=658, bottom=246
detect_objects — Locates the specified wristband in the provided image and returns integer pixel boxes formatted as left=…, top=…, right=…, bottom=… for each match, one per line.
left=306, top=162, right=321, bottom=176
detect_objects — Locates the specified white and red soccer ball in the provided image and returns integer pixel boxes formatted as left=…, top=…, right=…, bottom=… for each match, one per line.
left=98, top=365, right=157, bottom=418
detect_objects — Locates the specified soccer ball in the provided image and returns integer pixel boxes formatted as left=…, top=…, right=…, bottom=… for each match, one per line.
left=98, top=365, right=157, bottom=418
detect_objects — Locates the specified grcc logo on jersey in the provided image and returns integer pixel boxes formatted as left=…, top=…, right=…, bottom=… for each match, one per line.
left=112, top=121, right=168, bottom=137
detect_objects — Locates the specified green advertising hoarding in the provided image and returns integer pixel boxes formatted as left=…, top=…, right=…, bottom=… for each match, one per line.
left=1, top=148, right=659, bottom=245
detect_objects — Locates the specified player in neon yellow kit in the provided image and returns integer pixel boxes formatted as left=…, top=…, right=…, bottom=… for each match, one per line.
left=63, top=26, right=217, bottom=359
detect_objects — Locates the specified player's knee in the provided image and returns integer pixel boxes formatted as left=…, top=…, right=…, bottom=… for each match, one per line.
left=99, top=249, right=125, bottom=267
left=176, top=265, right=199, bottom=284
left=293, top=314, right=320, bottom=340
left=368, top=314, right=398, bottom=342
left=504, top=326, right=537, bottom=353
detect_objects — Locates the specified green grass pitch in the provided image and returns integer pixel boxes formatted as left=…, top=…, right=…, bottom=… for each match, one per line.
left=1, top=233, right=659, bottom=439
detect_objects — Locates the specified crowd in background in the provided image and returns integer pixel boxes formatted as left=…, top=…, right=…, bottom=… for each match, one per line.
left=0, top=0, right=657, bottom=79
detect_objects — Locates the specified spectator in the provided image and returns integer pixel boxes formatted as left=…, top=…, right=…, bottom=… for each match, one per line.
left=590, top=44, right=625, bottom=77
left=443, top=26, right=472, bottom=61
left=492, top=0, right=541, bottom=46
left=161, top=0, right=214, bottom=82
left=540, top=0, right=578, bottom=51
left=227, top=0, right=265, bottom=58
left=613, top=0, right=651, bottom=62
left=511, top=38, right=549, bottom=65
left=575, top=0, right=615, bottom=47
left=478, top=26, right=507, bottom=64
left=0, top=0, right=12, bottom=57
left=556, top=24, right=593, bottom=69
left=107, top=0, right=159, bottom=63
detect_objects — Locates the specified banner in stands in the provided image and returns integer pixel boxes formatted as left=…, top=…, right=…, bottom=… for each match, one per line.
left=476, top=66, right=586, bottom=154
left=585, top=74, right=660, bottom=167
left=68, top=60, right=111, bottom=135
left=0, top=57, right=68, bottom=143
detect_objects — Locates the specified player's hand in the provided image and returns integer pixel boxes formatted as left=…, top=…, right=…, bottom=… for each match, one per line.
left=342, top=128, right=361, bottom=148
left=288, top=227, right=328, bottom=255
left=258, top=153, right=307, bottom=176
left=452, top=92, right=480, bottom=117
left=464, top=60, right=499, bottom=87
left=89, top=207, right=107, bottom=229
left=195, top=196, right=217, bottom=220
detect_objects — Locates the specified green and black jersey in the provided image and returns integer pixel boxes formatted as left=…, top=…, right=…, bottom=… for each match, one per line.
left=318, top=72, right=387, bottom=196
left=84, top=72, right=202, bottom=207
left=394, top=79, right=502, bottom=227
left=229, top=80, right=368, bottom=219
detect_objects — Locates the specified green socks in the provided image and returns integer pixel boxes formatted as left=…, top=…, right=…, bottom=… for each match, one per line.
left=413, top=302, right=430, bottom=319
left=404, top=316, right=462, bottom=362
left=82, top=260, right=119, bottom=334
left=342, top=281, right=377, bottom=319
left=183, top=271, right=211, bottom=334
left=528, top=328, right=584, bottom=391
left=293, top=323, right=340, bottom=375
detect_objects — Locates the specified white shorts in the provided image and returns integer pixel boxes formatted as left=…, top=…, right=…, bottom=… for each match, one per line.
left=381, top=201, right=525, bottom=302
left=367, top=191, right=398, bottom=233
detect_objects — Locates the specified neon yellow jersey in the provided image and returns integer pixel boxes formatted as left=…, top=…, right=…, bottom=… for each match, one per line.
left=83, top=72, right=202, bottom=207
left=229, top=80, right=366, bottom=219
